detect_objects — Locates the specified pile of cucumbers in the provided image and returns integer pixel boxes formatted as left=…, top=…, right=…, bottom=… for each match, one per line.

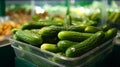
left=12, top=22, right=117, bottom=57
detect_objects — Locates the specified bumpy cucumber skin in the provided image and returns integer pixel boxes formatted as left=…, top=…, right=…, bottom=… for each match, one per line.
left=67, top=25, right=85, bottom=32
left=65, top=31, right=104, bottom=57
left=39, top=25, right=64, bottom=37
left=15, top=30, right=43, bottom=46
left=58, top=31, right=93, bottom=42
left=39, top=25, right=64, bottom=43
left=57, top=40, right=78, bottom=52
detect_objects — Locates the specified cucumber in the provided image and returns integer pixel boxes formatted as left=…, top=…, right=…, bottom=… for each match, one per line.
left=15, top=30, right=43, bottom=46
left=57, top=40, right=78, bottom=52
left=67, top=25, right=85, bottom=32
left=13, top=34, right=19, bottom=40
left=12, top=28, right=19, bottom=34
left=107, top=12, right=116, bottom=22
left=39, top=25, right=64, bottom=43
left=87, top=20, right=98, bottom=26
left=21, top=22, right=62, bottom=30
left=30, top=29, right=40, bottom=33
left=21, top=22, right=46, bottom=30
left=85, top=26, right=101, bottom=33
left=40, top=43, right=59, bottom=53
left=101, top=23, right=111, bottom=32
left=58, top=31, right=93, bottom=42
left=111, top=12, right=120, bottom=23
left=90, top=12, right=100, bottom=22
left=82, top=20, right=98, bottom=26
left=39, top=25, right=64, bottom=37
left=104, top=28, right=117, bottom=41
left=65, top=31, right=104, bottom=57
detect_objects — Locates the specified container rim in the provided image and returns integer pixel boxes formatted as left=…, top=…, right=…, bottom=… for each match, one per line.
left=12, top=44, right=65, bottom=67
left=11, top=39, right=113, bottom=67
left=8, top=36, right=113, bottom=61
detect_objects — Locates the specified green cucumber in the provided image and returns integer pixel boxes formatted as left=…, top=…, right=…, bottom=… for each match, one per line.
left=82, top=20, right=98, bottom=26
left=87, top=20, right=98, bottom=26
left=104, top=28, right=117, bottom=41
left=101, top=23, right=111, bottom=32
left=21, top=22, right=46, bottom=30
left=57, top=40, right=78, bottom=52
left=13, top=34, right=19, bottom=40
left=12, top=28, right=19, bottom=34
left=85, top=26, right=101, bottom=33
left=111, top=12, right=120, bottom=23
left=40, top=43, right=59, bottom=53
left=21, top=22, right=62, bottom=30
left=39, top=25, right=64, bottom=43
left=58, top=31, right=93, bottom=42
left=107, top=12, right=116, bottom=22
left=15, top=30, right=43, bottom=46
left=39, top=25, right=64, bottom=37
left=67, top=25, right=85, bottom=32
left=65, top=31, right=104, bottom=57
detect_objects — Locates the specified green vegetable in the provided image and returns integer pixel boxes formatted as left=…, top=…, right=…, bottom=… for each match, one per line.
left=39, top=25, right=64, bottom=43
left=65, top=31, right=104, bottom=57
left=58, top=31, right=93, bottom=42
left=104, top=28, right=117, bottom=41
left=85, top=26, right=101, bottom=33
left=64, top=15, right=72, bottom=28
left=57, top=40, right=78, bottom=52
left=21, top=22, right=62, bottom=30
left=40, top=43, right=59, bottom=53
left=82, top=19, right=98, bottom=26
left=12, top=28, right=19, bottom=34
left=13, top=34, right=19, bottom=40
left=111, top=12, right=120, bottom=23
left=67, top=25, right=85, bottom=32
left=15, top=30, right=43, bottom=46
left=21, top=22, right=46, bottom=30
left=90, top=12, right=100, bottom=22
left=87, top=20, right=98, bottom=26
left=107, top=12, right=116, bottom=22
left=39, top=25, right=64, bottom=37
left=101, top=23, right=111, bottom=32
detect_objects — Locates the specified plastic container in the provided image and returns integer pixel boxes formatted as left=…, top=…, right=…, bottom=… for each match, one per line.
left=9, top=37, right=114, bottom=67
left=114, top=31, right=120, bottom=45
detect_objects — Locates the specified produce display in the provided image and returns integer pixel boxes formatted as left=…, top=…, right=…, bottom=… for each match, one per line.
left=12, top=20, right=117, bottom=58
left=6, top=5, right=33, bottom=24
left=42, top=1, right=120, bottom=24
left=5, top=1, right=119, bottom=66
left=6, top=1, right=120, bottom=30
left=0, top=21, right=20, bottom=41
left=6, top=5, right=61, bottom=24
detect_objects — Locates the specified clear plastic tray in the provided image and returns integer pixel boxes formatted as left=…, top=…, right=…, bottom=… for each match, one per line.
left=9, top=37, right=114, bottom=67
